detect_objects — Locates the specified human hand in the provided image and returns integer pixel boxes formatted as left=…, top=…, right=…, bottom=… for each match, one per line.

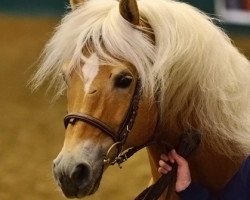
left=158, top=149, right=191, bottom=192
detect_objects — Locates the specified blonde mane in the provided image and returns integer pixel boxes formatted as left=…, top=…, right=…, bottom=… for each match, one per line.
left=32, top=0, right=250, bottom=158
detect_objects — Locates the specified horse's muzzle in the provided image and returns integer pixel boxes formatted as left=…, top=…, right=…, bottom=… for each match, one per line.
left=53, top=150, right=104, bottom=198
left=53, top=161, right=93, bottom=197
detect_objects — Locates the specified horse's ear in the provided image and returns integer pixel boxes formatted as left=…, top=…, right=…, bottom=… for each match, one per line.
left=70, top=0, right=85, bottom=10
left=119, top=0, right=139, bottom=25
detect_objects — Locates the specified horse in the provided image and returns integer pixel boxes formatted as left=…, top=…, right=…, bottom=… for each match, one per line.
left=32, top=0, right=250, bottom=199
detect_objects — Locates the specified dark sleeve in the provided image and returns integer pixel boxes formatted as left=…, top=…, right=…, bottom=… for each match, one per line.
left=178, top=156, right=250, bottom=200
left=178, top=182, right=217, bottom=200
left=219, top=156, right=250, bottom=200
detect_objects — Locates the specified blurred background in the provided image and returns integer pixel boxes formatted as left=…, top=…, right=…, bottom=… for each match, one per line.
left=0, top=0, right=249, bottom=200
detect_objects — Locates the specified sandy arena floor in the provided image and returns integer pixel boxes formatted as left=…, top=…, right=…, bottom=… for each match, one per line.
left=0, top=14, right=249, bottom=200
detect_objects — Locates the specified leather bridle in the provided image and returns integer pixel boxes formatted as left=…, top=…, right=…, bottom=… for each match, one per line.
left=63, top=75, right=201, bottom=200
left=64, top=78, right=142, bottom=166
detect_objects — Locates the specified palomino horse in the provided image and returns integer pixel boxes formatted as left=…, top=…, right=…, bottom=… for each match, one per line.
left=32, top=0, right=250, bottom=199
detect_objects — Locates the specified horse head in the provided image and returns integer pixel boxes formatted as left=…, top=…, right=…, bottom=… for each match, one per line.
left=52, top=0, right=158, bottom=197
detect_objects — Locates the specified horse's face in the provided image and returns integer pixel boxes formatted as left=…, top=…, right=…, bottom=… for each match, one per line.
left=53, top=52, right=157, bottom=198
left=52, top=0, right=158, bottom=198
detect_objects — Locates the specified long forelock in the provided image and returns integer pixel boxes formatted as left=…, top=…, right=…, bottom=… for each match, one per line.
left=32, top=0, right=155, bottom=97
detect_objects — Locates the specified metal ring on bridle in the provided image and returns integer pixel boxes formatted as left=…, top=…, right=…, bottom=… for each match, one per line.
left=103, top=141, right=123, bottom=165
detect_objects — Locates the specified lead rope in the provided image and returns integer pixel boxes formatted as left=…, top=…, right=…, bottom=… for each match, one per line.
left=135, top=129, right=201, bottom=200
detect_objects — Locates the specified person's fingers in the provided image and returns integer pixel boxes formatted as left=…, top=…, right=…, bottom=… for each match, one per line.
left=158, top=167, right=170, bottom=174
left=168, top=151, right=175, bottom=163
left=159, top=160, right=172, bottom=172
left=160, top=153, right=169, bottom=162
left=170, top=150, right=187, bottom=166
left=158, top=160, right=173, bottom=174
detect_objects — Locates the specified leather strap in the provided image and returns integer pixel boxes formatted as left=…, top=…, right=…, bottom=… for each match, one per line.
left=117, top=79, right=141, bottom=142
left=64, top=113, right=118, bottom=142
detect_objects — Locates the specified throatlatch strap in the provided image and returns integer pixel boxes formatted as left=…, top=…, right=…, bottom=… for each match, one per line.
left=135, top=130, right=201, bottom=200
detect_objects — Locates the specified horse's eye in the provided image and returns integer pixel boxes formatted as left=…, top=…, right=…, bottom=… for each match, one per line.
left=114, top=74, right=133, bottom=89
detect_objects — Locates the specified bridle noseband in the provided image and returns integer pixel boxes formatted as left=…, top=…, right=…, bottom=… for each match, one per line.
left=64, top=78, right=142, bottom=166
left=64, top=113, right=118, bottom=141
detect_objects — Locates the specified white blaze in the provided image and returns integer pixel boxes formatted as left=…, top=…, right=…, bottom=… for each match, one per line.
left=82, top=53, right=100, bottom=93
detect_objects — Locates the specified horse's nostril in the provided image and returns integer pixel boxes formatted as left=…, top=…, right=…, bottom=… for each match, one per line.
left=71, top=163, right=91, bottom=187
